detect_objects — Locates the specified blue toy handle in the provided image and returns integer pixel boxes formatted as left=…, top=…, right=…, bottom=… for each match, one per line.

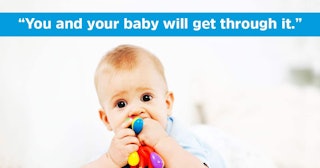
left=132, top=117, right=144, bottom=134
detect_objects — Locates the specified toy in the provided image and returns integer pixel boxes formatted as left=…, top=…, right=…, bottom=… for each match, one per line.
left=126, top=117, right=164, bottom=168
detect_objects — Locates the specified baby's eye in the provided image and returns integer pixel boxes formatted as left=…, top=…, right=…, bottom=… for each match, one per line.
left=141, top=94, right=152, bottom=102
left=116, top=100, right=127, bottom=108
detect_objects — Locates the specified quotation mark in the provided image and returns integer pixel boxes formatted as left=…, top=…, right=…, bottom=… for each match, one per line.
left=18, top=18, right=25, bottom=23
left=296, top=18, right=302, bottom=23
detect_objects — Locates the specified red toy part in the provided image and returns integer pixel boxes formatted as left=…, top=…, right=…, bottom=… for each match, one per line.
left=138, top=146, right=153, bottom=168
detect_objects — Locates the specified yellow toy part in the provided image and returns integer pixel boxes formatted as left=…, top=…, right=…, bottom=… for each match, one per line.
left=128, top=151, right=140, bottom=166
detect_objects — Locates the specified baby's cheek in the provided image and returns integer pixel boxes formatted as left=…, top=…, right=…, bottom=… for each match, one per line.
left=112, top=121, right=122, bottom=131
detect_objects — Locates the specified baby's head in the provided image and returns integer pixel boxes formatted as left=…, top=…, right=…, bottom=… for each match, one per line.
left=94, top=44, right=174, bottom=131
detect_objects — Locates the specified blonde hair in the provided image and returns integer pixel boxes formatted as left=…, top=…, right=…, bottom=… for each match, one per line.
left=94, top=44, right=168, bottom=94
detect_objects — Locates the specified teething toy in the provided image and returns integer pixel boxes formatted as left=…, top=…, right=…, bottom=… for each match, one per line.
left=126, top=117, right=164, bottom=168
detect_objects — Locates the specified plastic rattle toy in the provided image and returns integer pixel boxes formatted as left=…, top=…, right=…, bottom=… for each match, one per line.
left=125, top=117, right=164, bottom=168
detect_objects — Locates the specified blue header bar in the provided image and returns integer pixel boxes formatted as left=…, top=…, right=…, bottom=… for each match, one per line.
left=0, top=13, right=319, bottom=36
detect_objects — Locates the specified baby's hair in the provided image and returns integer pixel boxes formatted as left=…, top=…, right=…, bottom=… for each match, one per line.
left=101, top=44, right=140, bottom=71
left=94, top=44, right=168, bottom=93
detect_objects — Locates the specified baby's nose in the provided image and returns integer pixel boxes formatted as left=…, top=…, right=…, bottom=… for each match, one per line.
left=128, top=106, right=145, bottom=118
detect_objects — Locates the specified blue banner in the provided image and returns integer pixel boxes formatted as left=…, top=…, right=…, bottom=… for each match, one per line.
left=0, top=12, right=319, bottom=36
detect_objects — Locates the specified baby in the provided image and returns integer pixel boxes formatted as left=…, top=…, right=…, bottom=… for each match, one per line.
left=83, top=44, right=224, bottom=168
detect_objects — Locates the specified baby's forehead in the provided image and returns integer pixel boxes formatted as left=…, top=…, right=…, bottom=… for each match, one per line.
left=98, top=66, right=167, bottom=96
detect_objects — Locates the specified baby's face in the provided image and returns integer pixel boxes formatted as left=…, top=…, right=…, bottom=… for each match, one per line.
left=98, top=60, right=173, bottom=131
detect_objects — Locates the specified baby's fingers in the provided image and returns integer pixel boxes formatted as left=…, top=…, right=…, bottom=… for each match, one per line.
left=114, top=128, right=136, bottom=139
left=125, top=144, right=140, bottom=154
left=122, top=136, right=141, bottom=146
left=115, top=118, right=133, bottom=133
left=121, top=118, right=133, bottom=128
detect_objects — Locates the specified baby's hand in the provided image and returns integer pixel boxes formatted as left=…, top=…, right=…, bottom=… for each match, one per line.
left=137, top=118, right=169, bottom=148
left=108, top=119, right=140, bottom=167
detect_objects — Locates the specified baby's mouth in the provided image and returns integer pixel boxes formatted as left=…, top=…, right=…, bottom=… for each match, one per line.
left=129, top=114, right=150, bottom=120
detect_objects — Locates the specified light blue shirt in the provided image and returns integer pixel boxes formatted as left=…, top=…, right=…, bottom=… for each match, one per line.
left=166, top=117, right=225, bottom=168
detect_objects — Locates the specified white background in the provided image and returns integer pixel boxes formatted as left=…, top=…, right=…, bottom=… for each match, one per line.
left=1, top=1, right=320, bottom=168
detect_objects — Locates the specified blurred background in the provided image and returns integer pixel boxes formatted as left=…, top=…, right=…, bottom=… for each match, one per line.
left=1, top=0, right=320, bottom=168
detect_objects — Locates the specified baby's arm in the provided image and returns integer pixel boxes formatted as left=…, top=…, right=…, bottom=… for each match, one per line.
left=154, top=136, right=208, bottom=168
left=81, top=153, right=118, bottom=168
left=82, top=119, right=140, bottom=168
left=138, top=118, right=207, bottom=168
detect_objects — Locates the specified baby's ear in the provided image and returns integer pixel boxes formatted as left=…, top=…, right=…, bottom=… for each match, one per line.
left=165, top=91, right=174, bottom=116
left=99, top=108, right=112, bottom=131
